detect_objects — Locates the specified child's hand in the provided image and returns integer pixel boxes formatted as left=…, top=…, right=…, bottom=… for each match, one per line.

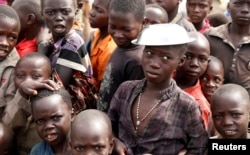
left=112, top=138, right=128, bottom=155
left=18, top=79, right=60, bottom=99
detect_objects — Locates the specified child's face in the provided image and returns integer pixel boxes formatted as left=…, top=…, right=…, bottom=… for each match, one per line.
left=15, top=58, right=51, bottom=88
left=32, top=94, right=71, bottom=146
left=200, top=60, right=224, bottom=102
left=177, top=40, right=209, bottom=81
left=42, top=0, right=75, bottom=41
left=211, top=94, right=250, bottom=139
left=155, top=0, right=179, bottom=13
left=186, top=0, right=212, bottom=24
left=108, top=11, right=143, bottom=48
left=0, top=16, right=19, bottom=61
left=89, top=0, right=109, bottom=29
left=228, top=0, right=250, bottom=26
left=144, top=8, right=167, bottom=25
left=71, top=122, right=113, bottom=155
left=142, top=46, right=184, bottom=88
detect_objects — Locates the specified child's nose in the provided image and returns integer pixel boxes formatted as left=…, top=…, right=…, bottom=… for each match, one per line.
left=222, top=115, right=233, bottom=126
left=0, top=35, right=9, bottom=47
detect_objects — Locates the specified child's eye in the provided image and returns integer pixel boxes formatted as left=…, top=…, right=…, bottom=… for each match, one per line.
left=45, top=10, right=55, bottom=15
left=75, top=146, right=84, bottom=152
left=162, top=56, right=169, bottom=60
left=52, top=116, right=61, bottom=121
left=16, top=74, right=25, bottom=79
left=94, top=145, right=104, bottom=151
left=62, top=9, right=71, bottom=15
left=9, top=35, right=18, bottom=42
left=185, top=54, right=192, bottom=60
left=200, top=76, right=208, bottom=81
left=213, top=114, right=222, bottom=120
left=232, top=113, right=241, bottom=118
left=214, top=77, right=222, bottom=83
left=199, top=57, right=208, bottom=63
left=35, top=119, right=44, bottom=125
left=32, top=74, right=42, bottom=80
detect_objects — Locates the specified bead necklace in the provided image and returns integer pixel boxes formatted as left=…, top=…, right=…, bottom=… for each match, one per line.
left=135, top=92, right=161, bottom=133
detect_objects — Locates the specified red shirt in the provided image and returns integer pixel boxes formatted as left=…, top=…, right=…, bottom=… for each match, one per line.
left=183, top=80, right=211, bottom=130
left=16, top=38, right=37, bottom=57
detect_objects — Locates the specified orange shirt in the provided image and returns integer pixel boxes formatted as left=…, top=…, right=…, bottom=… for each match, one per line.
left=184, top=80, right=211, bottom=130
left=90, top=29, right=116, bottom=90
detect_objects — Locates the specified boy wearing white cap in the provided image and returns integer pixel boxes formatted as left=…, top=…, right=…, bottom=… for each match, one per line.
left=108, top=23, right=208, bottom=155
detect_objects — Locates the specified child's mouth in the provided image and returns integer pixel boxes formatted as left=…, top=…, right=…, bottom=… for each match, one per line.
left=54, top=25, right=65, bottom=33
left=45, top=133, right=58, bottom=142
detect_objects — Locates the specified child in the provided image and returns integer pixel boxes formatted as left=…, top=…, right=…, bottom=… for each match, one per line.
left=108, top=23, right=208, bottom=154
left=88, top=0, right=117, bottom=91
left=186, top=0, right=212, bottom=32
left=210, top=83, right=250, bottom=139
left=40, top=0, right=93, bottom=114
left=207, top=12, right=229, bottom=27
left=30, top=89, right=72, bottom=155
left=11, top=0, right=44, bottom=57
left=174, top=31, right=211, bottom=129
left=0, top=122, right=14, bottom=155
left=200, top=56, right=224, bottom=103
left=0, top=4, right=20, bottom=118
left=97, top=0, right=145, bottom=112
left=71, top=109, right=114, bottom=155
left=2, top=53, right=58, bottom=155
left=144, top=3, right=168, bottom=26
left=204, top=0, right=250, bottom=95
left=155, top=0, right=196, bottom=31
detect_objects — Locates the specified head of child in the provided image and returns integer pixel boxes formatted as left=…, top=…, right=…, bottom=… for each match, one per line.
left=11, top=0, right=43, bottom=41
left=207, top=12, right=229, bottom=27
left=108, top=0, right=145, bottom=48
left=186, top=0, right=212, bottom=26
left=132, top=23, right=194, bottom=89
left=41, top=0, right=77, bottom=42
left=228, top=0, right=250, bottom=26
left=144, top=4, right=168, bottom=26
left=211, top=84, right=250, bottom=139
left=0, top=4, right=20, bottom=62
left=30, top=89, right=72, bottom=150
left=155, top=0, right=180, bottom=21
left=89, top=0, right=110, bottom=30
left=200, top=56, right=224, bottom=103
left=14, top=53, right=51, bottom=89
left=0, top=122, right=14, bottom=155
left=175, top=31, right=210, bottom=87
left=71, top=109, right=114, bottom=155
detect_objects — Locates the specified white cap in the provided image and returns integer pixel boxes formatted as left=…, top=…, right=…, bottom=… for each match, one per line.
left=132, top=23, right=195, bottom=46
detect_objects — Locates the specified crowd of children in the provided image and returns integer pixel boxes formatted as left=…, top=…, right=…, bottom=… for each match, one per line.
left=0, top=0, right=250, bottom=154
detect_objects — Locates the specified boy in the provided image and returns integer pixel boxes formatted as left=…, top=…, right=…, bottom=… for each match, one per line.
left=204, top=0, right=250, bottom=96
left=155, top=0, right=196, bottom=31
left=97, top=0, right=145, bottom=112
left=211, top=84, right=250, bottom=139
left=108, top=23, right=208, bottom=154
left=88, top=0, right=116, bottom=91
left=186, top=0, right=212, bottom=32
left=200, top=56, right=224, bottom=103
left=0, top=4, right=20, bottom=118
left=0, top=122, right=14, bottom=155
left=30, top=89, right=72, bottom=155
left=2, top=53, right=58, bottom=155
left=40, top=0, right=93, bottom=114
left=71, top=109, right=114, bottom=155
left=144, top=3, right=168, bottom=26
left=174, top=31, right=211, bottom=129
left=11, top=0, right=44, bottom=57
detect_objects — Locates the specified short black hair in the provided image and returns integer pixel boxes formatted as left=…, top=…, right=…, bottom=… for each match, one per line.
left=0, top=4, right=20, bottom=30
left=12, top=0, right=44, bottom=25
left=30, top=89, right=72, bottom=109
left=15, top=53, right=52, bottom=75
left=109, top=0, right=145, bottom=22
left=40, top=0, right=77, bottom=10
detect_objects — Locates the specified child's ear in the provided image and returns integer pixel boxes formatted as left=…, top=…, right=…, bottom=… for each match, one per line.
left=178, top=55, right=186, bottom=67
left=27, top=14, right=35, bottom=25
left=108, top=137, right=115, bottom=155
